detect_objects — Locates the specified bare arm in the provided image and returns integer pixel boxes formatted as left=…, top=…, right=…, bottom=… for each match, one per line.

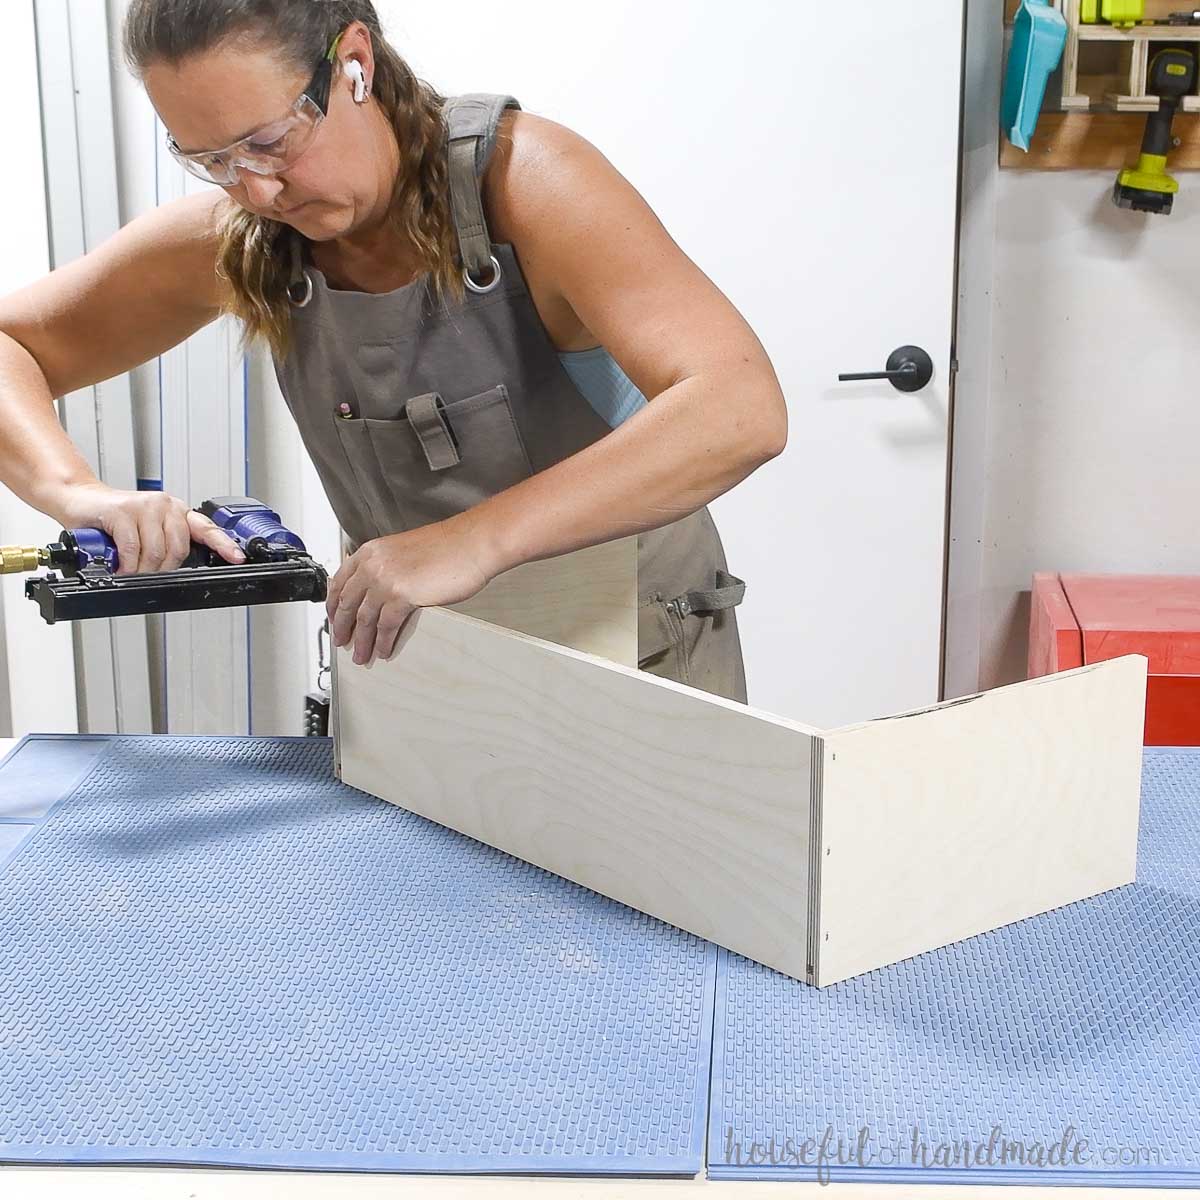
left=0, top=190, right=244, bottom=570
left=462, top=111, right=787, bottom=573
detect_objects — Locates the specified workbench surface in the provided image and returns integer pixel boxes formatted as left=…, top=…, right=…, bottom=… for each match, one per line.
left=0, top=735, right=1196, bottom=1196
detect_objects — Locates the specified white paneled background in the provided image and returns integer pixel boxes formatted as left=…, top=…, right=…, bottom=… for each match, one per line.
left=1, top=0, right=77, bottom=736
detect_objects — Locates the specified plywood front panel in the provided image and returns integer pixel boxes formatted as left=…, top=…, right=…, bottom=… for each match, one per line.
left=335, top=607, right=819, bottom=980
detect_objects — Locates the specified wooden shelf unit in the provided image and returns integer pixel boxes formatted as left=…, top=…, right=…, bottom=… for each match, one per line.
left=1005, top=0, right=1200, bottom=109
left=1002, top=0, right=1200, bottom=167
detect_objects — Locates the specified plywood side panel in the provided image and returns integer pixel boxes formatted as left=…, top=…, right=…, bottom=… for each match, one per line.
left=450, top=537, right=637, bottom=666
left=815, top=656, right=1147, bottom=986
left=334, top=606, right=818, bottom=980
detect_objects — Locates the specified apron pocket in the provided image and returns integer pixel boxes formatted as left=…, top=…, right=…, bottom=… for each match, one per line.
left=637, top=595, right=687, bottom=679
left=333, top=384, right=533, bottom=535
left=328, top=418, right=392, bottom=542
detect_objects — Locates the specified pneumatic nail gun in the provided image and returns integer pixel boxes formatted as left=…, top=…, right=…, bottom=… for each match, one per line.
left=2, top=497, right=328, bottom=624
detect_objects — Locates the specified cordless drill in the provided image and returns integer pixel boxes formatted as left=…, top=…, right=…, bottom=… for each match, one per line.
left=1113, top=48, right=1198, bottom=215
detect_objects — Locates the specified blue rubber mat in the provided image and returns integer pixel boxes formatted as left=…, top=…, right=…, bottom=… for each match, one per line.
left=0, top=822, right=34, bottom=868
left=709, top=747, right=1200, bottom=1188
left=0, top=735, right=715, bottom=1174
left=0, top=735, right=109, bottom=822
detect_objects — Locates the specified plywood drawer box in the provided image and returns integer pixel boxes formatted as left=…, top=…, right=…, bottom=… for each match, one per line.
left=331, top=543, right=1149, bottom=987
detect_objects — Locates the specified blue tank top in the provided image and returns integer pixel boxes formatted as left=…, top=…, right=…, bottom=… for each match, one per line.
left=557, top=346, right=648, bottom=428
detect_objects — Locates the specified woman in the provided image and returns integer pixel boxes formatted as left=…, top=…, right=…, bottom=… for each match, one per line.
left=0, top=0, right=786, bottom=703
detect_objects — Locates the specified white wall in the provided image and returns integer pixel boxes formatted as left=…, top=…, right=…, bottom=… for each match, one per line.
left=979, top=170, right=1200, bottom=687
left=946, top=0, right=1003, bottom=700
left=0, top=0, right=78, bottom=736
left=948, top=3, right=1200, bottom=694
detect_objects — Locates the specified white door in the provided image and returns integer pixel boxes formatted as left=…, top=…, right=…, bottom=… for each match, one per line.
left=380, top=2, right=962, bottom=728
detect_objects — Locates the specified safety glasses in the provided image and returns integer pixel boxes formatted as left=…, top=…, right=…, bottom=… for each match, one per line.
left=166, top=32, right=342, bottom=186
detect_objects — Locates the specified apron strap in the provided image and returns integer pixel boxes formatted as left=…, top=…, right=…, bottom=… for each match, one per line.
left=443, top=94, right=522, bottom=281
left=405, top=393, right=461, bottom=470
left=669, top=570, right=746, bottom=618
left=447, top=138, right=492, bottom=280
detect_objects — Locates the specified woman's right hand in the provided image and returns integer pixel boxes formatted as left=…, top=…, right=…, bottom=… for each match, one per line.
left=50, top=483, right=246, bottom=575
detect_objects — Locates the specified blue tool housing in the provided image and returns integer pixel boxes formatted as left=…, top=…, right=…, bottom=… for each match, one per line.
left=64, top=497, right=309, bottom=574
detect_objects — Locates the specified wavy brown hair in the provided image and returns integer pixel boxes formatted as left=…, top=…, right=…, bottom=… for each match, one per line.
left=122, top=0, right=464, bottom=356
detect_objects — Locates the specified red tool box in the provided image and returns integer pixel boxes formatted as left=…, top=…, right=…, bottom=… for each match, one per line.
left=1029, top=573, right=1200, bottom=746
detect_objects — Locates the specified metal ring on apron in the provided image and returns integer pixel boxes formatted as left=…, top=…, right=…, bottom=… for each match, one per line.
left=287, top=273, right=313, bottom=308
left=463, top=254, right=502, bottom=294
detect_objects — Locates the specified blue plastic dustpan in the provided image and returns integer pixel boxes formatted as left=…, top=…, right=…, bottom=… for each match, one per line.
left=1002, top=0, right=1068, bottom=150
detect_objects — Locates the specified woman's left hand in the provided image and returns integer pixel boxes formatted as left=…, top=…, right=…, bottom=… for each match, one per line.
left=326, top=517, right=498, bottom=666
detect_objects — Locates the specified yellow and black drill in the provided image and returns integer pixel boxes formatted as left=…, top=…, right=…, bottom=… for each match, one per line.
left=1114, top=48, right=1198, bottom=215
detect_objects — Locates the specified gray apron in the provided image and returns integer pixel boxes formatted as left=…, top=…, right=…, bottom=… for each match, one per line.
left=273, top=92, right=747, bottom=703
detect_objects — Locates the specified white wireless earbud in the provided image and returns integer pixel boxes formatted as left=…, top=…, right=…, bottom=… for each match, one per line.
left=345, top=59, right=369, bottom=103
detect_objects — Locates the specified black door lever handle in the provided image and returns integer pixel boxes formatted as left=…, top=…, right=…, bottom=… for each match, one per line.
left=838, top=345, right=934, bottom=393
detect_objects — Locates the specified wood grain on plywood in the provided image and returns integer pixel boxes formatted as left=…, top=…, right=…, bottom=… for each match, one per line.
left=451, top=537, right=637, bottom=665
left=814, top=656, right=1147, bottom=987
left=335, top=606, right=819, bottom=980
